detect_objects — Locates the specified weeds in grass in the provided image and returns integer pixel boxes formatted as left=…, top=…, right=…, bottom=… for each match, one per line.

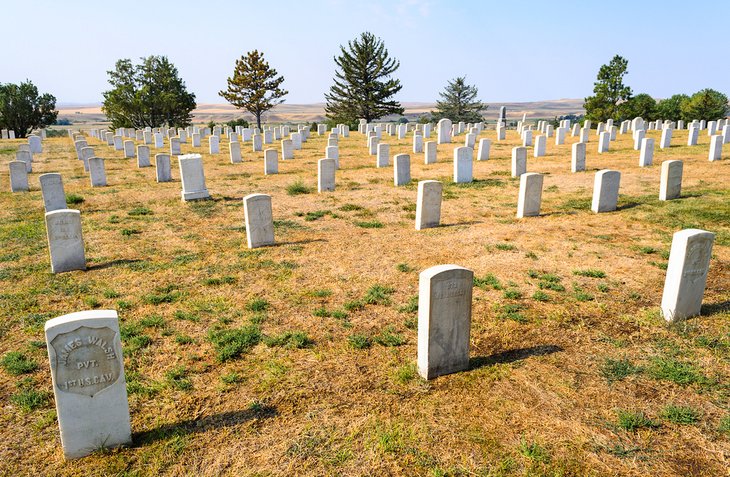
left=175, top=334, right=194, bottom=345
left=396, top=263, right=413, bottom=273
left=339, top=203, right=364, bottom=212
left=128, top=205, right=153, bottom=216
left=208, top=325, right=261, bottom=362
left=286, top=180, right=312, bottom=195
left=398, top=295, right=418, bottom=314
left=348, top=334, right=371, bottom=349
left=355, top=220, right=383, bottom=229
left=495, top=243, right=516, bottom=251
left=313, top=306, right=331, bottom=318
left=121, top=228, right=141, bottom=236
left=495, top=304, right=527, bottom=323
left=173, top=310, right=200, bottom=322
left=574, top=291, right=594, bottom=302
left=246, top=298, right=269, bottom=312
left=11, top=385, right=50, bottom=412
left=165, top=366, right=192, bottom=390
left=66, top=193, right=84, bottom=205
left=364, top=285, right=395, bottom=305
left=532, top=291, right=549, bottom=302
left=661, top=405, right=700, bottom=424
left=309, top=289, right=332, bottom=298
left=616, top=410, right=659, bottom=431
left=374, top=326, right=405, bottom=347
left=264, top=331, right=313, bottom=349
left=573, top=269, right=606, bottom=278
left=474, top=273, right=502, bottom=290
left=0, top=352, right=38, bottom=375
left=517, top=437, right=549, bottom=463
left=139, top=315, right=165, bottom=328
left=394, top=363, right=418, bottom=384
left=221, top=372, right=244, bottom=385
left=647, top=357, right=710, bottom=387
left=600, top=358, right=641, bottom=383
left=503, top=289, right=523, bottom=300
left=343, top=300, right=364, bottom=312
left=719, top=415, right=730, bottom=435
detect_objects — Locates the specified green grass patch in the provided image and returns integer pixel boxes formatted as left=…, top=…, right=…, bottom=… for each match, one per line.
left=264, top=331, right=313, bottom=349
left=474, top=273, right=502, bottom=290
left=246, top=298, right=269, bottom=312
left=66, top=193, right=84, bottom=205
left=495, top=304, right=527, bottom=323
left=646, top=357, right=710, bottom=387
left=208, top=325, right=262, bottom=362
left=600, top=357, right=641, bottom=384
left=0, top=352, right=39, bottom=375
left=660, top=405, right=700, bottom=425
left=165, top=366, right=192, bottom=390
left=374, top=326, right=405, bottom=347
left=348, top=334, right=371, bottom=349
left=573, top=269, right=606, bottom=278
left=495, top=243, right=516, bottom=251
left=128, top=205, right=153, bottom=216
left=616, top=409, right=659, bottom=432
left=286, top=180, right=312, bottom=195
left=355, top=220, right=383, bottom=229
left=532, top=290, right=549, bottom=302
left=363, top=285, right=395, bottom=305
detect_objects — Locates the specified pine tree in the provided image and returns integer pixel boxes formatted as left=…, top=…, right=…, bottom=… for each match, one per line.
left=431, top=77, right=486, bottom=123
left=584, top=55, right=632, bottom=123
left=0, top=80, right=57, bottom=138
left=219, top=50, right=287, bottom=130
left=102, top=56, right=196, bottom=129
left=325, top=32, right=403, bottom=125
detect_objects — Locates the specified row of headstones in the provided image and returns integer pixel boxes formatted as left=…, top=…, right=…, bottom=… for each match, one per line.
left=43, top=223, right=715, bottom=459
left=1, top=128, right=17, bottom=139
left=7, top=135, right=44, bottom=191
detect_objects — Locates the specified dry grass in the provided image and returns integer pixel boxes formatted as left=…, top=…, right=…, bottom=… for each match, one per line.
left=0, top=123, right=728, bottom=476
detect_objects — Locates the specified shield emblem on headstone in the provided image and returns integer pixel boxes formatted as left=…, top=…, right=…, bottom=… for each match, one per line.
left=51, top=326, right=120, bottom=398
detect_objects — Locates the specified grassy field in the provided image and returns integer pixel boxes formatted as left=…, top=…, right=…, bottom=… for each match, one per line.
left=0, top=124, right=728, bottom=476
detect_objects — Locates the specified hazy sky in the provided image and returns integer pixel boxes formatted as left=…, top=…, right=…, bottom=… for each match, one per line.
left=1, top=0, right=728, bottom=105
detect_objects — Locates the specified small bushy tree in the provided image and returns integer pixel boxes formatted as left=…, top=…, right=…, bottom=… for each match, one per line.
left=0, top=80, right=58, bottom=138
left=622, top=93, right=657, bottom=121
left=219, top=50, right=287, bottom=130
left=655, top=94, right=689, bottom=121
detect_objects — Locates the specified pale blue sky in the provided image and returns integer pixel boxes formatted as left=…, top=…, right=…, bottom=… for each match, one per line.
left=1, top=0, right=727, bottom=104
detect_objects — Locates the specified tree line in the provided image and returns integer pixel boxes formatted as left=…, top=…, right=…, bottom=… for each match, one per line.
left=1, top=36, right=728, bottom=136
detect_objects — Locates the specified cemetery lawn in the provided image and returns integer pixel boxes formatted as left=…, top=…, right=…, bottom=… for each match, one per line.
left=0, top=128, right=728, bottom=476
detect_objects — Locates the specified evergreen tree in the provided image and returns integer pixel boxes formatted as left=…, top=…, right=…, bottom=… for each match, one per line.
left=325, top=32, right=403, bottom=124
left=680, top=89, right=729, bottom=122
left=102, top=56, right=196, bottom=129
left=655, top=94, right=689, bottom=121
left=584, top=55, right=632, bottom=123
left=219, top=50, right=287, bottom=130
left=621, top=93, right=657, bottom=121
left=0, top=80, right=57, bottom=138
left=431, top=76, right=486, bottom=122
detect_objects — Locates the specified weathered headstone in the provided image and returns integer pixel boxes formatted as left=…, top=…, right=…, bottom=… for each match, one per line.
left=415, top=180, right=442, bottom=230
left=44, top=310, right=131, bottom=458
left=465, top=132, right=476, bottom=149
left=708, top=135, right=723, bottom=161
left=413, top=134, right=424, bottom=153
left=598, top=131, right=610, bottom=153
left=45, top=209, right=86, bottom=273
left=88, top=158, right=106, bottom=187
left=113, top=135, right=123, bottom=151
left=29, top=134, right=42, bottom=153
left=9, top=161, right=29, bottom=192
left=291, top=132, right=302, bottom=150
left=639, top=137, right=654, bottom=167
left=511, top=147, right=527, bottom=177
left=229, top=141, right=242, bottom=164
left=571, top=142, right=586, bottom=172
left=376, top=143, right=390, bottom=168
left=252, top=133, right=263, bottom=152
left=591, top=170, right=621, bottom=213
left=516, top=172, right=544, bottom=218
left=424, top=141, right=437, bottom=164
left=137, top=145, right=150, bottom=168
left=178, top=154, right=210, bottom=201
left=522, top=129, right=533, bottom=147
left=281, top=139, right=293, bottom=160
left=437, top=118, right=452, bottom=144
left=534, top=135, right=546, bottom=157
left=660, top=127, right=672, bottom=149
left=368, top=136, right=379, bottom=155
left=243, top=194, right=275, bottom=248
left=659, top=160, right=683, bottom=201
left=154, top=133, right=164, bottom=148
left=170, top=137, right=181, bottom=155
left=634, top=129, right=646, bottom=150
left=660, top=229, right=715, bottom=321
left=155, top=154, right=171, bottom=182
left=264, top=149, right=278, bottom=175
left=477, top=138, right=490, bottom=161
left=453, top=146, right=473, bottom=183
left=318, top=158, right=336, bottom=192
left=123, top=140, right=135, bottom=158
left=417, top=264, right=473, bottom=380
left=191, top=133, right=201, bottom=147
left=394, top=154, right=411, bottom=186
left=209, top=135, right=220, bottom=154
left=40, top=173, right=66, bottom=212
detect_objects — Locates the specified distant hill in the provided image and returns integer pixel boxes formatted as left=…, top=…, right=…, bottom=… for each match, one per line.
left=55, top=99, right=586, bottom=125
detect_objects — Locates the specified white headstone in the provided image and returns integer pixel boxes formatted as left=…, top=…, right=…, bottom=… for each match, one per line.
left=598, top=131, right=610, bottom=153
left=113, top=135, right=123, bottom=151
left=413, top=134, right=424, bottom=153
left=252, top=134, right=263, bottom=152
left=511, top=147, right=527, bottom=177
left=45, top=310, right=131, bottom=458
left=264, top=149, right=278, bottom=175
left=639, top=137, right=654, bottom=167
left=634, top=129, right=646, bottom=150
left=170, top=137, right=181, bottom=155
left=660, top=229, right=715, bottom=321
left=123, top=140, right=135, bottom=158
left=591, top=170, right=621, bottom=213
left=29, top=135, right=42, bottom=153
left=453, top=146, right=473, bottom=183
left=394, top=153, right=411, bottom=186
left=415, top=180, right=442, bottom=230
left=437, top=119, right=452, bottom=144
left=243, top=194, right=275, bottom=248
left=88, top=158, right=107, bottom=187
left=178, top=154, right=210, bottom=201
left=417, top=264, right=473, bottom=380
left=291, top=133, right=302, bottom=150
left=229, top=141, right=242, bottom=163
left=571, top=142, right=586, bottom=173
left=708, top=135, right=723, bottom=161
left=9, top=161, right=29, bottom=192
left=16, top=150, right=32, bottom=172
left=534, top=135, right=546, bottom=157
left=281, top=139, right=293, bottom=160
left=45, top=209, right=86, bottom=273
left=40, top=173, right=66, bottom=212
left=522, top=129, right=533, bottom=147
left=516, top=172, right=544, bottom=218
left=477, top=138, right=491, bottom=161
left=660, top=127, right=672, bottom=149
left=154, top=133, right=164, bottom=148
left=424, top=141, right=437, bottom=164
left=318, top=158, right=336, bottom=192
left=659, top=160, right=683, bottom=201
left=376, top=143, right=389, bottom=168
left=155, top=154, right=171, bottom=182
left=137, top=145, right=151, bottom=168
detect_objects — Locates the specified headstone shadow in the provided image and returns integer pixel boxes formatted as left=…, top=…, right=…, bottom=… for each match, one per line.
left=133, top=405, right=277, bottom=446
left=469, top=344, right=563, bottom=370
left=700, top=300, right=730, bottom=317
left=87, top=258, right=143, bottom=271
